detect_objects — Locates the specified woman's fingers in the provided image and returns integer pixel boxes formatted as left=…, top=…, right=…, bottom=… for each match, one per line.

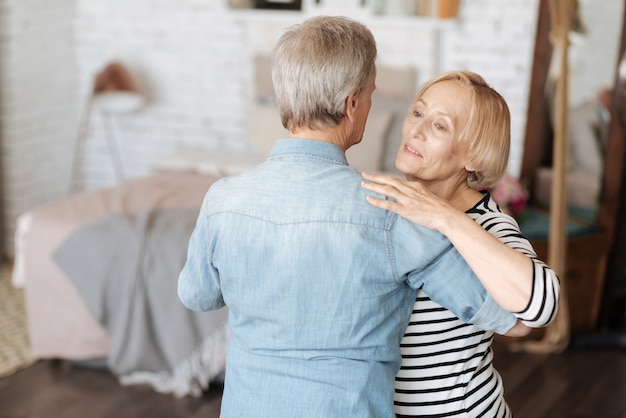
left=365, top=194, right=391, bottom=209
left=362, top=172, right=396, bottom=183
left=361, top=180, right=394, bottom=196
left=365, top=195, right=405, bottom=216
left=361, top=172, right=408, bottom=194
left=360, top=178, right=404, bottom=200
left=362, top=172, right=426, bottom=197
left=361, top=173, right=441, bottom=230
left=362, top=172, right=405, bottom=190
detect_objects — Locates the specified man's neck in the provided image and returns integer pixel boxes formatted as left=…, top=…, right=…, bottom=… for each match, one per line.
left=290, top=124, right=355, bottom=151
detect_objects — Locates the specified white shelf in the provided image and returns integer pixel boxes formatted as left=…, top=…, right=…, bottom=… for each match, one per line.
left=232, top=3, right=458, bottom=86
left=230, top=8, right=304, bottom=24
left=231, top=10, right=457, bottom=31
left=229, top=1, right=459, bottom=30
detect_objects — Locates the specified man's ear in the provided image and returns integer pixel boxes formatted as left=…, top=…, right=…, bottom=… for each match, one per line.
left=344, top=90, right=360, bottom=122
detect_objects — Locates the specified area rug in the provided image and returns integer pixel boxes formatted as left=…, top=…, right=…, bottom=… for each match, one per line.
left=0, top=261, right=35, bottom=378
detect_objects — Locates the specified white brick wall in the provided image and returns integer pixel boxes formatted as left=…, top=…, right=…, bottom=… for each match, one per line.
left=1, top=0, right=617, bottom=256
left=440, top=0, right=540, bottom=181
left=0, top=0, right=77, bottom=256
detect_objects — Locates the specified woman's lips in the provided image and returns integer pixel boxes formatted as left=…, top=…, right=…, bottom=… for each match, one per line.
left=405, top=143, right=422, bottom=158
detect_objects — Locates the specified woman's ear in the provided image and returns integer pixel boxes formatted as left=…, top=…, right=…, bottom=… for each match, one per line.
left=464, top=161, right=477, bottom=172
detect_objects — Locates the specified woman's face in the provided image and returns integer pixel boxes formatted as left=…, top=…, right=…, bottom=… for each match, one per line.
left=395, top=80, right=473, bottom=187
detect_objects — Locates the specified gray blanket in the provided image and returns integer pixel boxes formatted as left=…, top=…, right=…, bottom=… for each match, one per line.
left=53, top=208, right=229, bottom=397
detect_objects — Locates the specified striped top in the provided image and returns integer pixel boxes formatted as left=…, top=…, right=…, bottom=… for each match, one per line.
left=394, top=192, right=560, bottom=418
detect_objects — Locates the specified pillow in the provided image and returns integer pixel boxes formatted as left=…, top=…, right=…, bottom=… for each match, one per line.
left=346, top=109, right=394, bottom=172
left=254, top=54, right=275, bottom=102
left=372, top=94, right=411, bottom=174
left=248, top=55, right=286, bottom=157
left=371, top=66, right=417, bottom=174
left=248, top=100, right=394, bottom=173
left=247, top=57, right=416, bottom=173
left=375, top=66, right=418, bottom=100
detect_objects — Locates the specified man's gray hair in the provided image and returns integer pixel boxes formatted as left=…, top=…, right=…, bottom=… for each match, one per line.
left=272, top=15, right=377, bottom=132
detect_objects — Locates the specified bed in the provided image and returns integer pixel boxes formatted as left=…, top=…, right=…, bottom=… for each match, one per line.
left=12, top=63, right=417, bottom=397
left=13, top=170, right=235, bottom=397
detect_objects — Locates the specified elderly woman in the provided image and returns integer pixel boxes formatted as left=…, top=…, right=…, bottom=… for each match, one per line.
left=179, top=19, right=519, bottom=418
left=362, top=71, right=560, bottom=417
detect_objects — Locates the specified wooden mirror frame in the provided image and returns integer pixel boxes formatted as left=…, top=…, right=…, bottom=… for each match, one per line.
left=521, top=0, right=553, bottom=193
left=523, top=0, right=626, bottom=235
left=601, top=5, right=626, bottom=330
left=519, top=0, right=626, bottom=338
left=521, top=0, right=626, bottom=352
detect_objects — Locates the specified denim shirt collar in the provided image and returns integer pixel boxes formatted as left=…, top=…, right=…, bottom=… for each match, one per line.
left=268, top=138, right=348, bottom=167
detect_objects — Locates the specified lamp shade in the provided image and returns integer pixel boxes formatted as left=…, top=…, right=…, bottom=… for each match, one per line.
left=91, top=62, right=145, bottom=114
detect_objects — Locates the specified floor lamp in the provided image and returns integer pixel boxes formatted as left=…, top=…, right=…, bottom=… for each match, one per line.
left=69, top=62, right=145, bottom=195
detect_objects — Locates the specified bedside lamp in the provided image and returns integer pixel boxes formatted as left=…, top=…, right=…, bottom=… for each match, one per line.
left=69, top=62, right=145, bottom=194
left=91, top=62, right=145, bottom=113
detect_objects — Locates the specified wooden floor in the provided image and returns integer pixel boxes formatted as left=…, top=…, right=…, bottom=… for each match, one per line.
left=1, top=338, right=625, bottom=418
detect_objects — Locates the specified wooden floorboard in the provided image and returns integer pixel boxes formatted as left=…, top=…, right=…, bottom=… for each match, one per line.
left=1, top=339, right=625, bottom=418
left=0, top=360, right=223, bottom=418
left=492, top=336, right=626, bottom=418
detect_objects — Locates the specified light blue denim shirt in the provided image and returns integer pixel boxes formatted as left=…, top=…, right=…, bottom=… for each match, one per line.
left=178, top=139, right=515, bottom=418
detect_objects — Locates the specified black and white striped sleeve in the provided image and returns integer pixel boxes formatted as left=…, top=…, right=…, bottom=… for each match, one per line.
left=474, top=211, right=560, bottom=327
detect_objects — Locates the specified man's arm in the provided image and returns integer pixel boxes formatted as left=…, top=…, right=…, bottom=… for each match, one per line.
left=178, top=195, right=225, bottom=312
left=408, top=246, right=517, bottom=335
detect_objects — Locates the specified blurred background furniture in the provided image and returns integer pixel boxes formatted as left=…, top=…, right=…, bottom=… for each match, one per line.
left=516, top=0, right=626, bottom=350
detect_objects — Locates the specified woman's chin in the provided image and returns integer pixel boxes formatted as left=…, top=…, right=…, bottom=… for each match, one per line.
left=395, top=159, right=415, bottom=176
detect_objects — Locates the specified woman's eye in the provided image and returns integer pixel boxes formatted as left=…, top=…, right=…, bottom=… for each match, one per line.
left=435, top=123, right=446, bottom=131
left=413, top=110, right=423, bottom=117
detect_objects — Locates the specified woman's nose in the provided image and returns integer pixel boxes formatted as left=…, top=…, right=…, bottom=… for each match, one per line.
left=409, top=119, right=425, bottom=139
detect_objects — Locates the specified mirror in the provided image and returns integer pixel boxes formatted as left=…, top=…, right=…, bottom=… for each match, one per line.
left=514, top=0, right=626, bottom=343
left=523, top=0, right=625, bottom=218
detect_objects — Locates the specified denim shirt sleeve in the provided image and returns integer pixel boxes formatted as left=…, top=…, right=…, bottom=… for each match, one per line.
left=177, top=194, right=225, bottom=312
left=470, top=294, right=517, bottom=334
left=408, top=245, right=516, bottom=334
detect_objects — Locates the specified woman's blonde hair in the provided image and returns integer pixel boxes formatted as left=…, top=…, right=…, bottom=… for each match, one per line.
left=271, top=16, right=377, bottom=132
left=414, top=71, right=511, bottom=187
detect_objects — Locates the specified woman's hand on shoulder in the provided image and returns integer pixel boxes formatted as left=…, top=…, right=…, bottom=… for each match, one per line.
left=360, top=172, right=452, bottom=231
